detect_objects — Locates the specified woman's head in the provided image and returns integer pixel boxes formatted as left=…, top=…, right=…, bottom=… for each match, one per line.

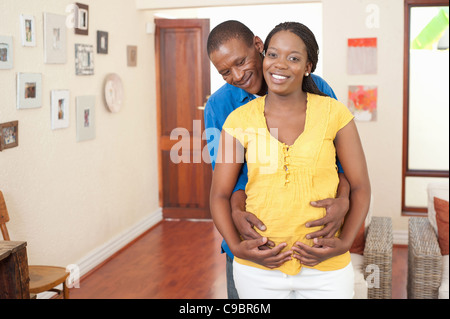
left=263, top=22, right=326, bottom=96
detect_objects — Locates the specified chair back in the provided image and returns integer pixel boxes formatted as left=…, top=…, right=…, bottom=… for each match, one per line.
left=0, top=191, right=11, bottom=240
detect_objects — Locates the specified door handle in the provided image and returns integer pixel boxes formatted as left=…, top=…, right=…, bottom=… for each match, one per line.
left=197, top=95, right=210, bottom=111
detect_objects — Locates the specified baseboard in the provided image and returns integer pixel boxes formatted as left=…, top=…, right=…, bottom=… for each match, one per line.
left=393, top=229, right=408, bottom=246
left=37, top=207, right=163, bottom=299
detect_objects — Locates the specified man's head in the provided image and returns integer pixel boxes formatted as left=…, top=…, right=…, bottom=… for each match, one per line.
left=207, top=20, right=266, bottom=96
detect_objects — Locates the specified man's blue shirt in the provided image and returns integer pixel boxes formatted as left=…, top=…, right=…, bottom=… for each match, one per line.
left=204, top=74, right=339, bottom=258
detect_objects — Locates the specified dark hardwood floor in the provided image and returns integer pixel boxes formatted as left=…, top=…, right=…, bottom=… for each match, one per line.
left=69, top=220, right=408, bottom=299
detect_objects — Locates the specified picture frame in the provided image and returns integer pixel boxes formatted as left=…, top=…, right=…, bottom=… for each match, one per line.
left=17, top=72, right=42, bottom=109
left=76, top=95, right=96, bottom=142
left=51, top=90, right=70, bottom=130
left=74, top=3, right=89, bottom=35
left=75, top=44, right=94, bottom=75
left=0, top=121, right=19, bottom=152
left=127, top=45, right=137, bottom=67
left=0, top=35, right=13, bottom=69
left=20, top=15, right=36, bottom=47
left=43, top=12, right=67, bottom=64
left=97, top=31, right=108, bottom=54
left=348, top=85, right=378, bottom=121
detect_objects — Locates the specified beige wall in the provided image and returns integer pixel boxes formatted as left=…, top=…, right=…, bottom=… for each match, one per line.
left=0, top=0, right=161, bottom=268
left=322, top=0, right=408, bottom=233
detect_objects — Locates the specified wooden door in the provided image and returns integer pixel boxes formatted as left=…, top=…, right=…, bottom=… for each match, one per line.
left=155, top=19, right=212, bottom=219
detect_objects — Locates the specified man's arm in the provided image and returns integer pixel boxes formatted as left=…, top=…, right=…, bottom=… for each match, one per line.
left=306, top=173, right=350, bottom=240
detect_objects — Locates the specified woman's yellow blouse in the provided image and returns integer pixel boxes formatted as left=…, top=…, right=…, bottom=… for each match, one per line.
left=222, top=93, right=354, bottom=275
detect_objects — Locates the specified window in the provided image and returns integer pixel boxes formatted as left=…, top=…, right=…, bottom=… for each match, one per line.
left=403, top=0, right=449, bottom=215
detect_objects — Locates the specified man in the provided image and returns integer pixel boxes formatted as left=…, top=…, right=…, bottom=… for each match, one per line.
left=204, top=20, right=350, bottom=299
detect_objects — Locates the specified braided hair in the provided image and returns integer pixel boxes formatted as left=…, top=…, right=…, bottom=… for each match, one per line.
left=264, top=22, right=327, bottom=97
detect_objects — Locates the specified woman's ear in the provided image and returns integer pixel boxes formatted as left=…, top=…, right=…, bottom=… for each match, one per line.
left=254, top=36, right=264, bottom=53
left=306, top=62, right=313, bottom=75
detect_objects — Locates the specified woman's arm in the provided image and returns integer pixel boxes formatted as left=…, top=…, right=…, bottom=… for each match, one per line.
left=333, top=120, right=371, bottom=250
left=211, top=131, right=292, bottom=268
left=292, top=120, right=370, bottom=265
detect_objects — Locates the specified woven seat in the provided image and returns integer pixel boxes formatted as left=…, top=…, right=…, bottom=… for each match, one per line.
left=361, top=216, right=393, bottom=299
left=407, top=217, right=443, bottom=299
left=407, top=182, right=449, bottom=299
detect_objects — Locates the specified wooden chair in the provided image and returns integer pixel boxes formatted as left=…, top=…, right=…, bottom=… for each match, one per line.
left=0, top=190, right=70, bottom=299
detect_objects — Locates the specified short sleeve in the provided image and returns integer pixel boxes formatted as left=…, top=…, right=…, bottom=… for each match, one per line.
left=333, top=100, right=354, bottom=132
left=222, top=108, right=248, bottom=148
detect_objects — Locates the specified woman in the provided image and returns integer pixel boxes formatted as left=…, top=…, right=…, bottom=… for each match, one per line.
left=210, top=22, right=371, bottom=299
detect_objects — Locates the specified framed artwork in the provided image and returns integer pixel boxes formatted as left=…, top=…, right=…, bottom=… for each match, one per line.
left=17, top=73, right=42, bottom=109
left=127, top=45, right=137, bottom=66
left=43, top=12, right=67, bottom=64
left=347, top=38, right=377, bottom=75
left=348, top=85, right=378, bottom=121
left=75, top=44, right=94, bottom=75
left=0, top=121, right=19, bottom=152
left=20, top=15, right=36, bottom=47
left=74, top=3, right=89, bottom=35
left=51, top=90, right=70, bottom=130
left=97, top=31, right=108, bottom=54
left=76, top=95, right=95, bottom=142
left=0, top=35, right=13, bottom=69
left=103, top=73, right=124, bottom=113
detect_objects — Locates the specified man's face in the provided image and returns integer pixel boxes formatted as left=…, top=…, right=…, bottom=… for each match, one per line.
left=209, top=37, right=265, bottom=95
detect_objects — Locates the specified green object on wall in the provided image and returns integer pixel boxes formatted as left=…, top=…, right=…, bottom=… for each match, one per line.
left=411, top=8, right=449, bottom=50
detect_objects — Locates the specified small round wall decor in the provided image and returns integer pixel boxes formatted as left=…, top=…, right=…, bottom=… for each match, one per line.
left=103, top=73, right=123, bottom=113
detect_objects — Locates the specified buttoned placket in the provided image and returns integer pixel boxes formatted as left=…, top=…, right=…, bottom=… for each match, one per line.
left=283, top=145, right=290, bottom=186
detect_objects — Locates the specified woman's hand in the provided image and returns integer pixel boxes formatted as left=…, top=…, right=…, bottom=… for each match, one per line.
left=232, top=237, right=292, bottom=269
left=291, top=237, right=350, bottom=267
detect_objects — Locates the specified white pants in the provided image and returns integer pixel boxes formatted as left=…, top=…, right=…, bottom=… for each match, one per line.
left=233, top=260, right=354, bottom=299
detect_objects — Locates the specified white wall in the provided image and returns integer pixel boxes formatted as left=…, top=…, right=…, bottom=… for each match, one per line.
left=322, top=0, right=408, bottom=233
left=0, top=0, right=161, bottom=268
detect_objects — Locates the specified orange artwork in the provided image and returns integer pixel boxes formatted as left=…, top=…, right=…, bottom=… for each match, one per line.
left=348, top=85, right=377, bottom=121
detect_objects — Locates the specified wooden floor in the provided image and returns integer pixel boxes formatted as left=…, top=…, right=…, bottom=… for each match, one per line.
left=69, top=220, right=408, bottom=299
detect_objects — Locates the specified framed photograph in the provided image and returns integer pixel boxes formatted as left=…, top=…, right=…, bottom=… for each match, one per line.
left=97, top=31, right=108, bottom=54
left=0, top=35, right=13, bottom=69
left=20, top=15, right=36, bottom=47
left=51, top=90, right=70, bottom=130
left=43, top=12, right=67, bottom=64
left=127, top=45, right=137, bottom=67
left=74, top=3, right=89, bottom=35
left=0, top=121, right=19, bottom=152
left=75, top=44, right=94, bottom=75
left=76, top=95, right=95, bottom=142
left=17, top=73, right=42, bottom=109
